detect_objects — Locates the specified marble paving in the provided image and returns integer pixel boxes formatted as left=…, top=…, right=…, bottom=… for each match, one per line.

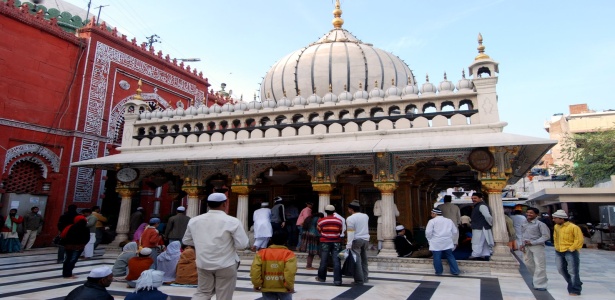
left=1, top=246, right=614, bottom=299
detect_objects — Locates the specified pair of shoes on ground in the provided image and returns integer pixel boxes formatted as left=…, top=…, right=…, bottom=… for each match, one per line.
left=534, top=288, right=547, bottom=291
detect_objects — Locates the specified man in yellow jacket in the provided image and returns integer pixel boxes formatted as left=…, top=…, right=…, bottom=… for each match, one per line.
left=251, top=230, right=297, bottom=300
left=552, top=209, right=583, bottom=296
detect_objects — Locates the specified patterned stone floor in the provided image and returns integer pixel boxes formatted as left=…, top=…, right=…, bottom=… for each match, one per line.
left=0, top=246, right=613, bottom=299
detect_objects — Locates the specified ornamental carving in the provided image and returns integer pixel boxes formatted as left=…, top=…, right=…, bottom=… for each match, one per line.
left=3, top=144, right=60, bottom=173
left=231, top=185, right=251, bottom=195
left=116, top=188, right=137, bottom=198
left=182, top=186, right=202, bottom=197
left=312, top=183, right=333, bottom=194
left=374, top=182, right=398, bottom=194
left=481, top=179, right=508, bottom=193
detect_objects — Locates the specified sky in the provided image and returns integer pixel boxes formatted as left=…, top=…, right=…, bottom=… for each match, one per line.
left=53, top=0, right=615, bottom=139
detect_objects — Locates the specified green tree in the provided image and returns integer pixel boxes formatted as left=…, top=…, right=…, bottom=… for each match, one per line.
left=555, top=129, right=615, bottom=187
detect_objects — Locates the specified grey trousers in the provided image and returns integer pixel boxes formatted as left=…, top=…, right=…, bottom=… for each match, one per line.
left=524, top=244, right=548, bottom=289
left=192, top=264, right=237, bottom=300
left=351, top=239, right=369, bottom=284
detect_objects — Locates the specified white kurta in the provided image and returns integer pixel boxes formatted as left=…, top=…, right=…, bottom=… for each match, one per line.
left=253, top=208, right=273, bottom=239
left=373, top=200, right=399, bottom=241
left=182, top=210, right=249, bottom=270
left=425, top=216, right=458, bottom=251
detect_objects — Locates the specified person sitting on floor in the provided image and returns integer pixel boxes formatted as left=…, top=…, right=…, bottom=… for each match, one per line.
left=126, top=247, right=154, bottom=288
left=156, top=240, right=181, bottom=284
left=112, top=242, right=138, bottom=278
left=394, top=225, right=416, bottom=257
left=174, top=245, right=198, bottom=285
left=65, top=266, right=114, bottom=300
left=124, top=269, right=171, bottom=300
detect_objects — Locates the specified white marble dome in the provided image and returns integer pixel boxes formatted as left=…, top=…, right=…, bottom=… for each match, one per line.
left=221, top=103, right=235, bottom=112
left=457, top=70, right=473, bottom=92
left=247, top=101, right=262, bottom=110
left=420, top=75, right=437, bottom=94
left=234, top=100, right=248, bottom=111
left=293, top=93, right=307, bottom=106
left=277, top=94, right=293, bottom=107
left=438, top=73, right=455, bottom=94
left=260, top=28, right=415, bottom=101
left=186, top=106, right=198, bottom=115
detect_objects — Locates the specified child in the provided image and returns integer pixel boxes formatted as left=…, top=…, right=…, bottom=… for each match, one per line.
left=251, top=230, right=297, bottom=300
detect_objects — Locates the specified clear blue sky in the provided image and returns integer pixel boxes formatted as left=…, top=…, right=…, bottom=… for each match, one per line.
left=58, top=0, right=614, bottom=139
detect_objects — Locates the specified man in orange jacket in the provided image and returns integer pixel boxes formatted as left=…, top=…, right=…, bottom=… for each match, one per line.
left=251, top=230, right=297, bottom=300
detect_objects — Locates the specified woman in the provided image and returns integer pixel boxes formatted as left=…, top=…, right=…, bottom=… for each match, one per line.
left=156, top=241, right=181, bottom=283
left=113, top=241, right=139, bottom=277
left=124, top=269, right=170, bottom=300
left=174, top=246, right=197, bottom=285
left=60, top=215, right=90, bottom=278
left=299, top=212, right=322, bottom=270
left=133, top=223, right=148, bottom=242
left=1, top=208, right=23, bottom=253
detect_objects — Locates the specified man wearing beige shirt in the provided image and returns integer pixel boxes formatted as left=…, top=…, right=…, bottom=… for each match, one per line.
left=439, top=195, right=461, bottom=226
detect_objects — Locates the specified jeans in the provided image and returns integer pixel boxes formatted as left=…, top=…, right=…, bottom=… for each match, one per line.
left=432, top=248, right=460, bottom=275
left=62, top=249, right=83, bottom=277
left=351, top=239, right=369, bottom=284
left=317, top=242, right=342, bottom=284
left=94, top=228, right=104, bottom=249
left=555, top=250, right=582, bottom=295
left=286, top=219, right=298, bottom=248
left=57, top=245, right=65, bottom=262
left=262, top=292, right=293, bottom=300
left=296, top=226, right=303, bottom=248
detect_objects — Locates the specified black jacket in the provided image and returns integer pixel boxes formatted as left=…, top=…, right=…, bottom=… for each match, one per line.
left=65, top=281, right=113, bottom=300
left=61, top=220, right=90, bottom=249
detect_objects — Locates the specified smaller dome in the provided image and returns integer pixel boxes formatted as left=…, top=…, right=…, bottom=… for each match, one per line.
left=338, top=85, right=353, bottom=102
left=369, top=81, right=385, bottom=98
left=420, top=74, right=437, bottom=94
left=234, top=100, right=248, bottom=111
left=197, top=105, right=209, bottom=115
left=307, top=88, right=322, bottom=104
left=154, top=110, right=163, bottom=119
left=210, top=104, right=222, bottom=114
left=185, top=106, right=198, bottom=115
left=262, top=93, right=277, bottom=108
left=456, top=70, right=473, bottom=92
left=277, top=92, right=293, bottom=107
left=248, top=101, right=263, bottom=110
left=354, top=83, right=368, bottom=100
left=174, top=106, right=185, bottom=117
left=139, top=111, right=149, bottom=119
left=221, top=103, right=235, bottom=112
left=402, top=77, right=419, bottom=96
left=162, top=108, right=174, bottom=118
left=385, top=79, right=402, bottom=97
left=438, top=73, right=455, bottom=94
left=293, top=91, right=307, bottom=106
left=322, top=90, right=338, bottom=103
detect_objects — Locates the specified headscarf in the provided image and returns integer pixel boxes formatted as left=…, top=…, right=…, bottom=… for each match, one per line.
left=4, top=211, right=20, bottom=233
left=175, top=247, right=197, bottom=285
left=61, top=215, right=86, bottom=238
left=133, top=223, right=148, bottom=241
left=158, top=241, right=181, bottom=261
left=122, top=241, right=139, bottom=254
left=134, top=269, right=164, bottom=291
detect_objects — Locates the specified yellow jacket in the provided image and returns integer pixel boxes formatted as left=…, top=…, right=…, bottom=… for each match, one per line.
left=250, top=245, right=297, bottom=293
left=554, top=221, right=583, bottom=252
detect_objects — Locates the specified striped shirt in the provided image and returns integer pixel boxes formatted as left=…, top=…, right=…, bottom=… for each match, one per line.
left=317, top=216, right=343, bottom=243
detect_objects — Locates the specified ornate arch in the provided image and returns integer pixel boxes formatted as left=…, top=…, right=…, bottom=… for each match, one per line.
left=3, top=144, right=60, bottom=173
left=108, top=93, right=172, bottom=143
left=8, top=157, right=49, bottom=178
left=247, top=158, right=314, bottom=184
left=330, top=158, right=375, bottom=183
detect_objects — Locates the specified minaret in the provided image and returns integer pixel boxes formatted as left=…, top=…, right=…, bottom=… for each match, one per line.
left=468, top=33, right=501, bottom=125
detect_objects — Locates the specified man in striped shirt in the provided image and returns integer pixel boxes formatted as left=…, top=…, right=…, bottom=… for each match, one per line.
left=315, top=205, right=343, bottom=286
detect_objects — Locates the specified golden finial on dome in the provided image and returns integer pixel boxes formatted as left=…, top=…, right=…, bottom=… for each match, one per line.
left=358, top=82, right=363, bottom=90
left=462, top=69, right=466, bottom=78
left=375, top=80, right=378, bottom=88
left=444, top=72, right=447, bottom=80
left=332, top=0, right=344, bottom=29
left=267, top=92, right=271, bottom=99
left=283, top=90, right=287, bottom=97
left=313, top=86, right=317, bottom=94
left=329, top=83, right=332, bottom=92
left=296, top=88, right=301, bottom=96
left=344, top=84, right=347, bottom=91
left=391, top=78, right=395, bottom=86
left=475, top=33, right=491, bottom=60
left=134, top=79, right=143, bottom=100
left=426, top=74, right=430, bottom=82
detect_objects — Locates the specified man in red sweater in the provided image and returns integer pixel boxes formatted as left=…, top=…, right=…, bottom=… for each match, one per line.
left=139, top=218, right=164, bottom=268
left=315, top=205, right=343, bottom=286
left=126, top=247, right=154, bottom=288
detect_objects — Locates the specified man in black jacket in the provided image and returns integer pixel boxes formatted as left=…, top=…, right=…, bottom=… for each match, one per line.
left=65, top=266, right=114, bottom=300
left=57, top=205, right=79, bottom=263
left=394, top=225, right=416, bottom=257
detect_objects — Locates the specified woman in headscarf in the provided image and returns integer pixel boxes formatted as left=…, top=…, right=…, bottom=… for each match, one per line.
left=113, top=241, right=139, bottom=277
left=133, top=223, right=148, bottom=242
left=60, top=215, right=90, bottom=278
left=1, top=208, right=23, bottom=253
left=174, top=245, right=197, bottom=285
left=299, top=212, right=322, bottom=270
left=124, top=269, right=170, bottom=300
left=156, top=241, right=181, bottom=283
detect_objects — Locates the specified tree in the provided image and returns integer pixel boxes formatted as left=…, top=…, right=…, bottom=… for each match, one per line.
left=554, top=129, right=615, bottom=187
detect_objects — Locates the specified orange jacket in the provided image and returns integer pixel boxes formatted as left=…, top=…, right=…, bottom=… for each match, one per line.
left=250, top=245, right=297, bottom=292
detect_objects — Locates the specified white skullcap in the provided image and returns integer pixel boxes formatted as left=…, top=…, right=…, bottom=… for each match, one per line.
left=552, top=209, right=568, bottom=219
left=137, top=207, right=144, bottom=210
left=88, top=266, right=112, bottom=278
left=261, top=202, right=269, bottom=207
left=395, top=225, right=405, bottom=231
left=140, top=247, right=152, bottom=255
left=325, top=205, right=336, bottom=212
left=274, top=196, right=283, bottom=202
left=135, top=269, right=164, bottom=291
left=177, top=206, right=186, bottom=212
left=208, top=193, right=227, bottom=202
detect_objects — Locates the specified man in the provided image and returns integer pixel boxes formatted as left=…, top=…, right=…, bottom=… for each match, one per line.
left=346, top=200, right=370, bottom=285
left=65, top=266, right=114, bottom=300
left=520, top=207, right=550, bottom=291
left=251, top=230, right=297, bottom=300
left=425, top=208, right=460, bottom=276
left=165, top=206, right=191, bottom=244
left=91, top=206, right=107, bottom=249
left=539, top=212, right=554, bottom=244
left=57, top=204, right=79, bottom=263
left=252, top=202, right=272, bottom=251
left=394, top=225, right=415, bottom=257
left=270, top=197, right=286, bottom=232
left=126, top=247, right=154, bottom=288
left=81, top=209, right=97, bottom=259
left=333, top=210, right=346, bottom=238
left=129, top=207, right=145, bottom=238
left=552, top=209, right=584, bottom=296
left=439, top=195, right=461, bottom=226
left=285, top=203, right=299, bottom=250
left=296, top=202, right=313, bottom=248
left=183, top=192, right=249, bottom=300
left=469, top=192, right=494, bottom=260
left=373, top=199, right=399, bottom=251
left=511, top=210, right=527, bottom=250
left=316, top=205, right=343, bottom=286
left=21, top=206, right=44, bottom=250
left=140, top=218, right=164, bottom=268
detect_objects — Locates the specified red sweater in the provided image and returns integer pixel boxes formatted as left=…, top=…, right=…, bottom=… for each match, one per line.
left=126, top=256, right=154, bottom=280
left=317, top=216, right=343, bottom=243
left=140, top=227, right=163, bottom=248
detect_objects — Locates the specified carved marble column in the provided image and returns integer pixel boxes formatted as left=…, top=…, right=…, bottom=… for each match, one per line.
left=483, top=179, right=515, bottom=261
left=231, top=185, right=250, bottom=233
left=375, top=182, right=398, bottom=257
left=182, top=186, right=202, bottom=218
left=312, top=183, right=333, bottom=213
left=112, top=187, right=137, bottom=245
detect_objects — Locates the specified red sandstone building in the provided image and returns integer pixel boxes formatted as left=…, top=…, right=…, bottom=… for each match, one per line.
left=0, top=1, right=221, bottom=246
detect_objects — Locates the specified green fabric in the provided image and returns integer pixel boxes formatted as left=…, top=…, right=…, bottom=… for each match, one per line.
left=4, top=214, right=20, bottom=233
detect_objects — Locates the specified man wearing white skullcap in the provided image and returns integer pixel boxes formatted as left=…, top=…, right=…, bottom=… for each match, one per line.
left=165, top=205, right=191, bottom=244
left=426, top=208, right=460, bottom=276
left=65, top=266, right=114, bottom=300
left=183, top=192, right=249, bottom=300
left=252, top=202, right=273, bottom=251
left=124, top=269, right=170, bottom=300
left=394, top=225, right=415, bottom=257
